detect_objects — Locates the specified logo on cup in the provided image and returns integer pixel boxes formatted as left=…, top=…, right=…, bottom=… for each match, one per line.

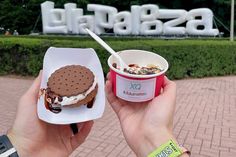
left=130, top=82, right=141, bottom=90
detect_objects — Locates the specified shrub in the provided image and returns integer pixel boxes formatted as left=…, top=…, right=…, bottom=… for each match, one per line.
left=0, top=36, right=235, bottom=79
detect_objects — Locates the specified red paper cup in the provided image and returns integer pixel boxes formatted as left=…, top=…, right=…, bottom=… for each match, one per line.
left=108, top=50, right=169, bottom=102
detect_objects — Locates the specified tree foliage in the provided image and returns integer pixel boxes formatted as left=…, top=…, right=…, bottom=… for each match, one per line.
left=0, top=0, right=232, bottom=35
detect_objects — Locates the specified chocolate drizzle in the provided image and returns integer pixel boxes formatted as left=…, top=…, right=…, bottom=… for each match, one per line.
left=58, top=96, right=63, bottom=102
left=40, top=86, right=95, bottom=114
left=42, top=88, right=62, bottom=114
left=49, top=106, right=62, bottom=114
left=87, top=98, right=95, bottom=108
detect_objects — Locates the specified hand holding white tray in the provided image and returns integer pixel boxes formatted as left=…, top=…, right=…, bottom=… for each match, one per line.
left=37, top=47, right=105, bottom=124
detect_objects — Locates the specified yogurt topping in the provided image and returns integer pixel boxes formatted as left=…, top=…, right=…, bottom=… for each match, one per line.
left=113, top=63, right=163, bottom=75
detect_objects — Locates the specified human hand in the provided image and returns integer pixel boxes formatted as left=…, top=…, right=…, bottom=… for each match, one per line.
left=7, top=71, right=93, bottom=157
left=105, top=73, right=177, bottom=157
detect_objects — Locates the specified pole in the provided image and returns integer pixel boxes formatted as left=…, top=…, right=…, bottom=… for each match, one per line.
left=230, top=0, right=235, bottom=41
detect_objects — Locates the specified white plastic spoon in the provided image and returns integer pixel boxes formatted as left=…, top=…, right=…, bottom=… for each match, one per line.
left=85, top=28, right=127, bottom=70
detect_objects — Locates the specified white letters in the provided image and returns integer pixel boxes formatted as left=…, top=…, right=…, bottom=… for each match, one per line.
left=140, top=4, right=163, bottom=35
left=159, top=9, right=187, bottom=35
left=140, top=4, right=159, bottom=21
left=77, top=15, right=94, bottom=34
left=131, top=5, right=141, bottom=35
left=41, top=1, right=219, bottom=36
left=41, top=1, right=67, bottom=34
left=114, top=11, right=132, bottom=35
left=186, top=8, right=219, bottom=36
left=64, top=3, right=77, bottom=33
left=71, top=8, right=83, bottom=34
left=87, top=4, right=117, bottom=34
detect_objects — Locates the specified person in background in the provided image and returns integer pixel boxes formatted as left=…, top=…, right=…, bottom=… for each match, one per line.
left=13, top=30, right=19, bottom=36
left=4, top=29, right=11, bottom=36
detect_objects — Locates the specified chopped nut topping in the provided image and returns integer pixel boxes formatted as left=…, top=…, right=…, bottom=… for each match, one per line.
left=113, top=63, right=163, bottom=75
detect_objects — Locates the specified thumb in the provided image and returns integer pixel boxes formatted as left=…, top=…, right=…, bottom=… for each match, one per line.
left=105, top=80, right=123, bottom=115
left=161, top=76, right=176, bottom=101
left=20, top=70, right=43, bottom=104
left=27, top=70, right=42, bottom=96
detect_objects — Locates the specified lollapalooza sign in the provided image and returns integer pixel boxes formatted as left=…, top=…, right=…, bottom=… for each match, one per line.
left=41, top=1, right=219, bottom=36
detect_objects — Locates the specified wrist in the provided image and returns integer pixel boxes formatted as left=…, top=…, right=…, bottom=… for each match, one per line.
left=137, top=127, right=176, bottom=157
left=7, top=131, right=31, bottom=157
left=0, top=135, right=19, bottom=157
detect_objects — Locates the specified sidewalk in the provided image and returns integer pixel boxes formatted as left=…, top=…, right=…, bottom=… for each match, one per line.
left=0, top=76, right=235, bottom=157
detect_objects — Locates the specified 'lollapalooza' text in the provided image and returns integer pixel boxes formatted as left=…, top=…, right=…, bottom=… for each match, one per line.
left=41, top=1, right=219, bottom=36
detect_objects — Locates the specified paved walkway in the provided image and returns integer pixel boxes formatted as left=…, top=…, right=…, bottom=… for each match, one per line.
left=0, top=76, right=235, bottom=157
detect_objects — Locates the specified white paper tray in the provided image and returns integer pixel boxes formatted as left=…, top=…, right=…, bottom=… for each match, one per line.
left=37, top=47, right=105, bottom=124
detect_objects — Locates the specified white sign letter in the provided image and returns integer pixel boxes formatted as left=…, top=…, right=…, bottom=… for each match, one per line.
left=87, top=4, right=117, bottom=34
left=41, top=1, right=68, bottom=34
left=186, top=8, right=219, bottom=36
left=114, top=11, right=132, bottom=35
left=140, top=4, right=163, bottom=35
left=131, top=5, right=141, bottom=35
left=64, top=3, right=77, bottom=33
left=159, top=9, right=187, bottom=35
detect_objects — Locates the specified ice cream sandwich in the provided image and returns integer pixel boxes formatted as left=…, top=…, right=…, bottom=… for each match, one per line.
left=41, top=65, right=98, bottom=113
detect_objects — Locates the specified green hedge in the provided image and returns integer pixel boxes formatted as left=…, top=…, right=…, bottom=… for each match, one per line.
left=0, top=36, right=236, bottom=79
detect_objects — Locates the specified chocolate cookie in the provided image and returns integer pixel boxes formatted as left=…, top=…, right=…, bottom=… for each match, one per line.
left=43, top=65, right=98, bottom=113
left=48, top=65, right=95, bottom=96
left=70, top=84, right=98, bottom=108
